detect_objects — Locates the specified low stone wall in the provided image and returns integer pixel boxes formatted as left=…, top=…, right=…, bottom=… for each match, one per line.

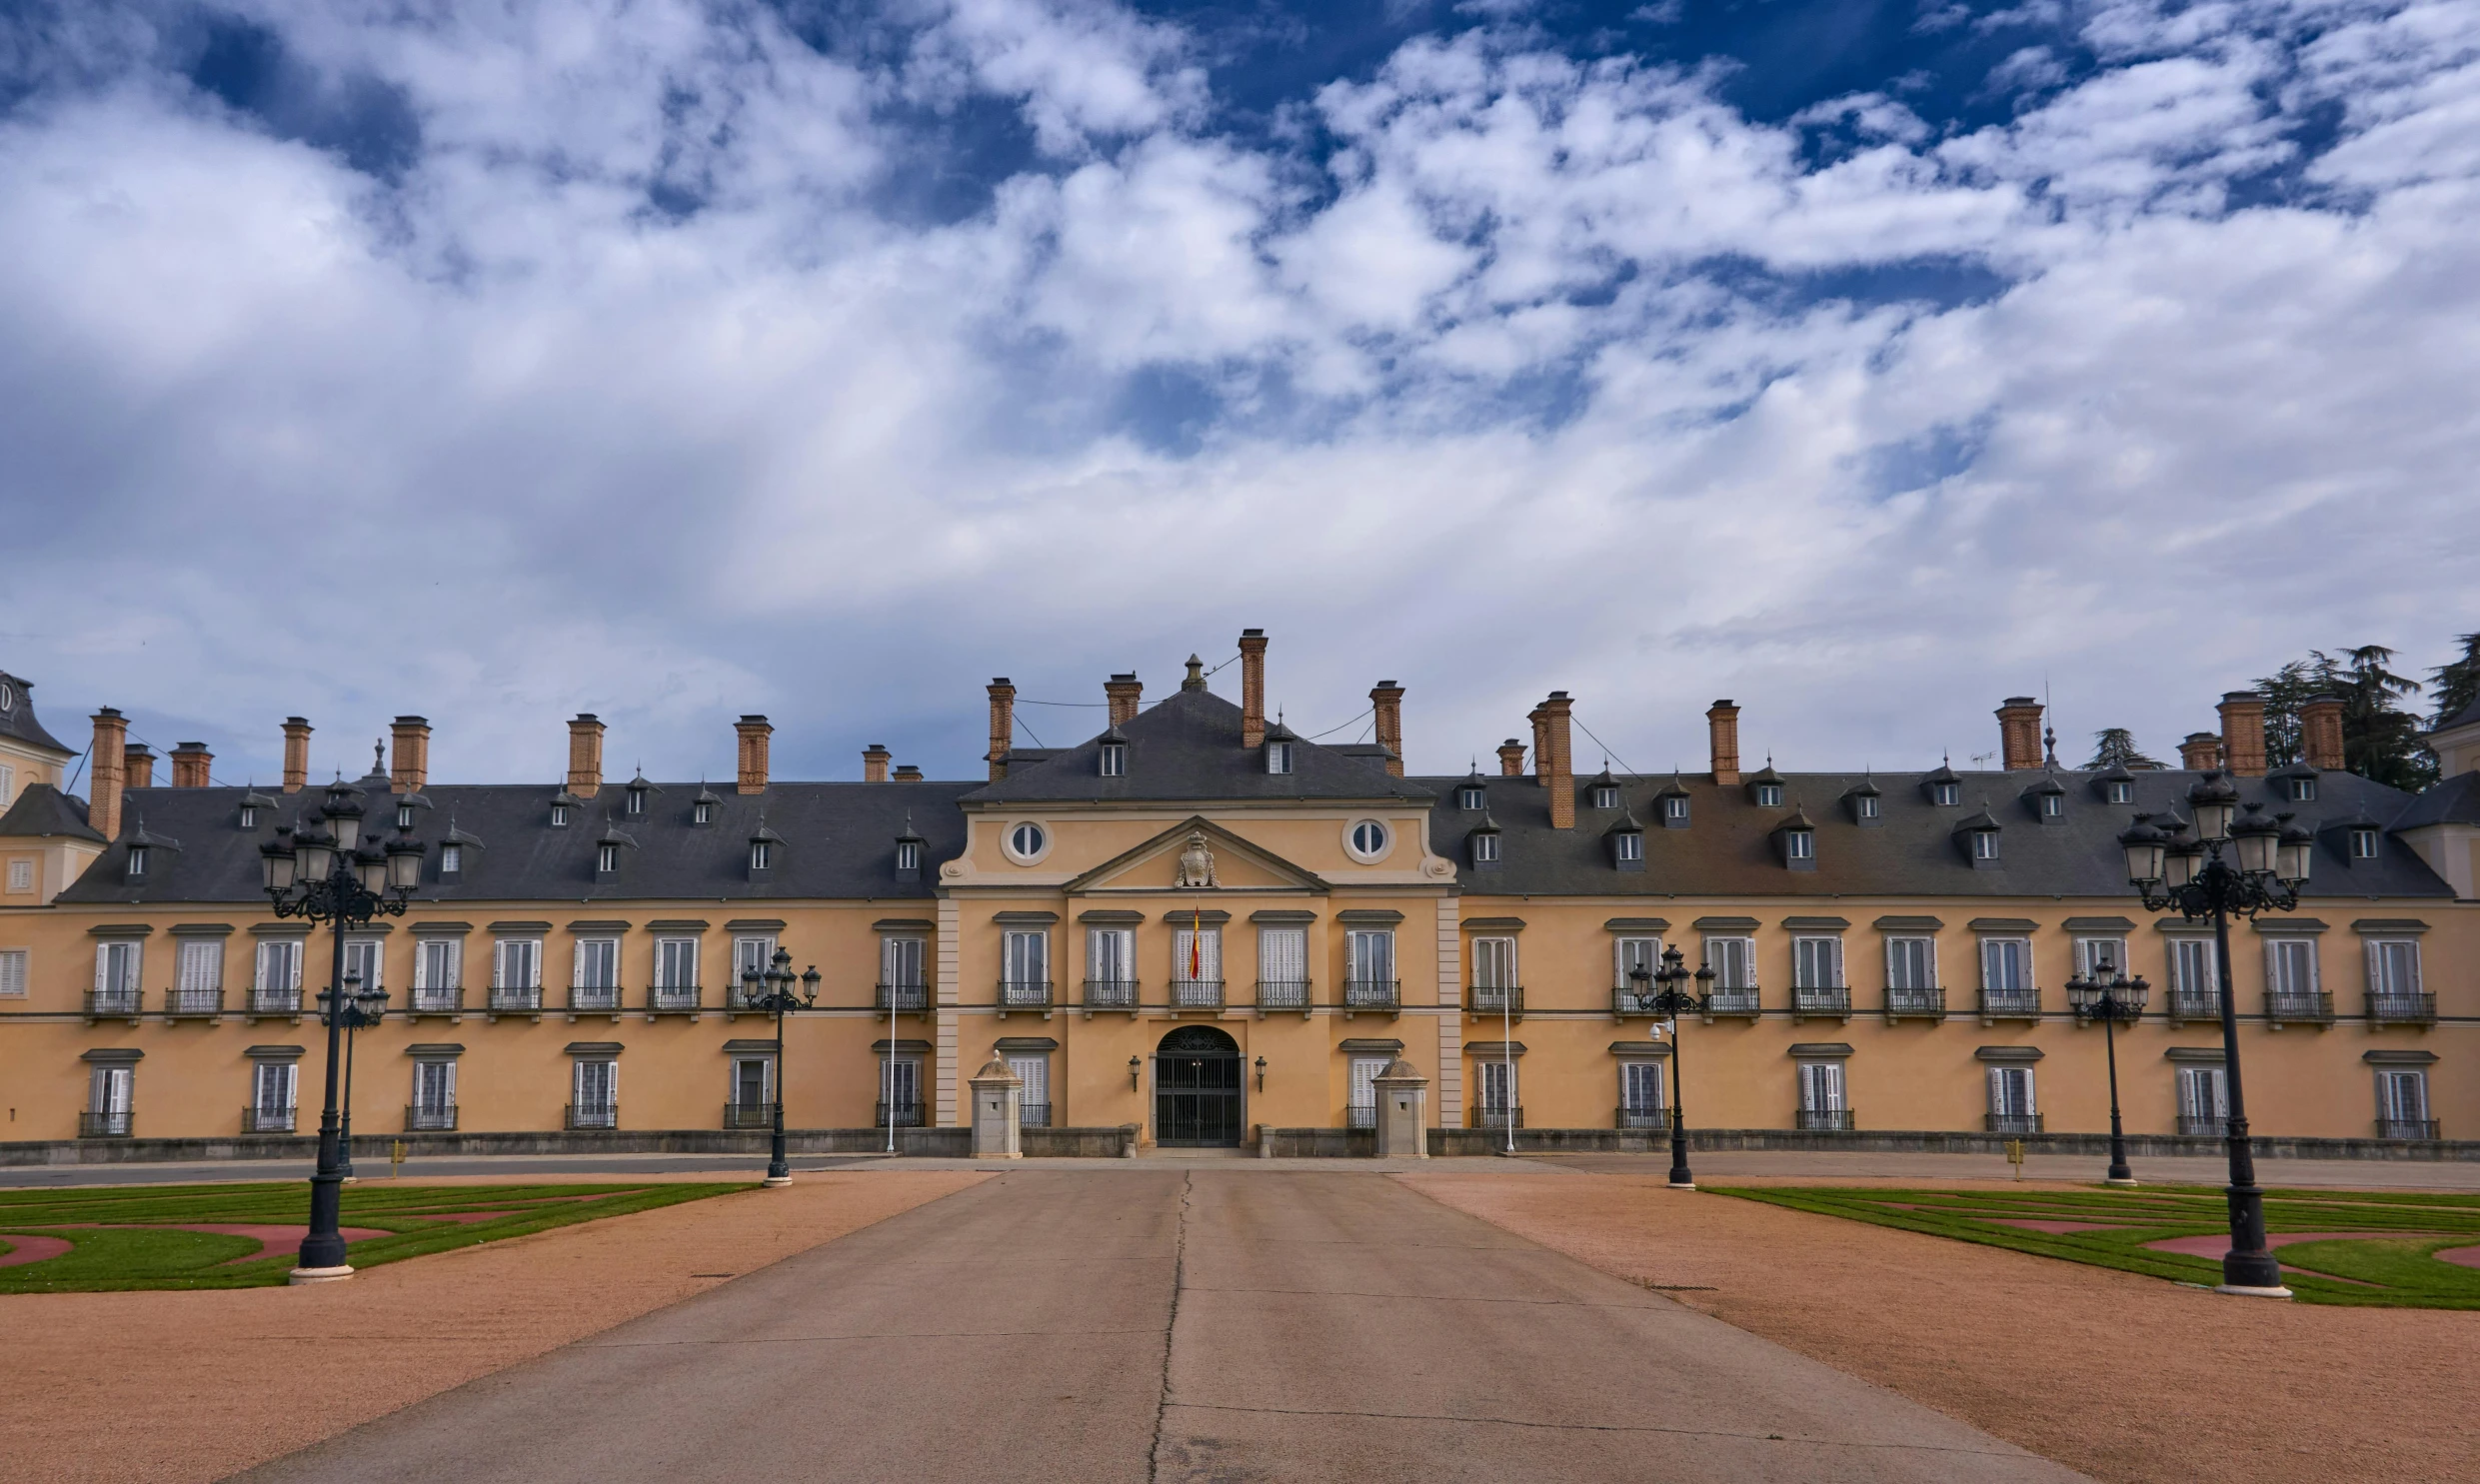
left=1258, top=1126, right=1375, bottom=1158
left=0, top=1126, right=975, bottom=1165
left=1022, top=1125, right=1139, bottom=1158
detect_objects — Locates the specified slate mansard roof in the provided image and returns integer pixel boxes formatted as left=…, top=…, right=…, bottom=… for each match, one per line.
left=964, top=687, right=1428, bottom=805
left=1414, top=766, right=2455, bottom=899
left=54, top=775, right=972, bottom=906
left=0, top=671, right=72, bottom=756
left=0, top=782, right=103, bottom=842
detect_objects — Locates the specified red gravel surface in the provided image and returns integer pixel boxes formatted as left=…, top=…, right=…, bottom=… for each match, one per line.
left=0, top=1236, right=73, bottom=1269
left=1402, top=1172, right=2480, bottom=1484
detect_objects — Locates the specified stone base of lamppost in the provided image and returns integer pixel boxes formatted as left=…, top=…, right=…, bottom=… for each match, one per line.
left=1666, top=1179, right=1696, bottom=1190
left=289, top=1264, right=354, bottom=1285
left=2104, top=1176, right=2139, bottom=1187
left=2215, top=1282, right=2293, bottom=1299
left=762, top=1173, right=793, bottom=1188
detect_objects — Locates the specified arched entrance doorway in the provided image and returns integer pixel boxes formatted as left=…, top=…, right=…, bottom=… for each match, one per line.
left=1155, top=1025, right=1242, bottom=1147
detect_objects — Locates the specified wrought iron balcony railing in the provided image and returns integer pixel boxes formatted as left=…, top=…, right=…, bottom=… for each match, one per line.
left=2165, top=987, right=2221, bottom=1020
left=1171, top=977, right=1225, bottom=1009
left=487, top=983, right=543, bottom=1013
left=1080, top=977, right=1137, bottom=1010
left=1791, top=985, right=1850, bottom=1016
left=2367, top=992, right=2437, bottom=1025
left=877, top=1100, right=924, bottom=1128
left=84, top=988, right=143, bottom=1018
left=1703, top=986, right=1761, bottom=1018
left=999, top=978, right=1054, bottom=1010
left=405, top=1103, right=459, bottom=1132
left=566, top=1101, right=618, bottom=1130
left=877, top=981, right=928, bottom=1012
left=1465, top=984, right=1523, bottom=1016
left=1984, top=1112, right=2043, bottom=1134
left=724, top=981, right=774, bottom=1011
left=2176, top=1114, right=2227, bottom=1136
left=1978, top=986, right=2041, bottom=1019
left=164, top=987, right=224, bottom=1017
left=1883, top=985, right=1946, bottom=1019
left=1345, top=1103, right=1376, bottom=1130
left=723, top=1100, right=775, bottom=1130
left=1612, top=984, right=1661, bottom=1016
left=79, top=1110, right=133, bottom=1137
left=242, top=1105, right=296, bottom=1133
left=2265, top=990, right=2334, bottom=1023
left=1617, top=1105, right=1670, bottom=1131
left=1469, top=1105, right=1524, bottom=1130
left=247, top=986, right=304, bottom=1014
left=1343, top=978, right=1399, bottom=1011
left=1254, top=978, right=1311, bottom=1011
left=408, top=986, right=464, bottom=1015
left=2377, top=1117, right=2440, bottom=1140
left=1019, top=1101, right=1052, bottom=1128
left=1795, top=1107, right=1855, bottom=1131
left=644, top=984, right=698, bottom=1013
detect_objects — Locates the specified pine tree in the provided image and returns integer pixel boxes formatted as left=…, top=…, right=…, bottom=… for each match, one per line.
left=2084, top=729, right=2163, bottom=769
left=2251, top=659, right=2320, bottom=766
left=2317, top=645, right=2432, bottom=790
left=2429, top=632, right=2480, bottom=730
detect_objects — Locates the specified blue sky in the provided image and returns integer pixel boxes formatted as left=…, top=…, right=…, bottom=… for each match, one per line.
left=1, top=0, right=2475, bottom=788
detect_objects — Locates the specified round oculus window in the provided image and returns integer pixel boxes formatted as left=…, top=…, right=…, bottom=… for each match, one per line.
left=0, top=681, right=12, bottom=712
left=1346, top=819, right=1391, bottom=861
left=1006, top=821, right=1050, bottom=862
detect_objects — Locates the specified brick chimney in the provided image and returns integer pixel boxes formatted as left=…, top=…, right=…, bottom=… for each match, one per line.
left=567, top=715, right=607, bottom=798
left=1996, top=697, right=2043, bottom=771
left=1369, top=681, right=1405, bottom=778
left=1541, top=692, right=1575, bottom=829
left=122, top=743, right=156, bottom=791
left=1239, top=629, right=1268, bottom=748
left=281, top=717, right=312, bottom=793
left=2178, top=732, right=2222, bottom=770
left=169, top=742, right=213, bottom=788
left=864, top=743, right=892, bottom=782
left=893, top=763, right=924, bottom=781
left=1706, top=700, right=1742, bottom=786
left=1528, top=706, right=1548, bottom=786
left=735, top=716, right=772, bottom=794
left=2217, top=691, right=2268, bottom=777
left=2300, top=695, right=2346, bottom=771
left=1496, top=739, right=1526, bottom=776
left=89, top=709, right=128, bottom=840
left=389, top=716, right=431, bottom=791
left=1106, top=673, right=1143, bottom=727
left=987, top=679, right=1016, bottom=781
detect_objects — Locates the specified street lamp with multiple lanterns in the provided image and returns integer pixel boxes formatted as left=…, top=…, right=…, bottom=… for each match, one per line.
left=738, top=947, right=821, bottom=1187
left=322, top=971, right=389, bottom=1181
left=260, top=779, right=425, bottom=1283
left=2063, top=958, right=2148, bottom=1186
left=2116, top=771, right=2314, bottom=1297
left=1630, top=945, right=1712, bottom=1191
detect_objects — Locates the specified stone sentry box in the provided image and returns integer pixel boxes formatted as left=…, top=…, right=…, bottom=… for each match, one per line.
left=1371, top=1056, right=1429, bottom=1158
left=970, top=1055, right=1023, bottom=1158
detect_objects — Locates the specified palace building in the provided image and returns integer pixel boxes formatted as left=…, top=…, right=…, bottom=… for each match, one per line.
left=2, top=634, right=2474, bottom=1155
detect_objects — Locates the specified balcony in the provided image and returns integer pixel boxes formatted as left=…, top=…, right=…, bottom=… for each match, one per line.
left=487, top=983, right=543, bottom=1014
left=2377, top=1117, right=2441, bottom=1140
left=1883, top=986, right=1946, bottom=1021
left=2176, top=1115, right=2227, bottom=1136
left=724, top=1100, right=775, bottom=1130
left=2265, top=990, right=2334, bottom=1025
left=2366, top=992, right=2437, bottom=1025
left=164, top=987, right=224, bottom=1018
left=1346, top=1103, right=1376, bottom=1130
left=644, top=984, right=698, bottom=1015
left=1795, top=1108, right=1855, bottom=1131
left=1469, top=1105, right=1524, bottom=1130
left=1612, top=984, right=1661, bottom=1017
left=1984, top=1112, right=2043, bottom=1135
left=246, top=986, right=304, bottom=1016
left=1343, top=978, right=1399, bottom=1013
left=1791, top=985, right=1850, bottom=1018
left=407, top=986, right=464, bottom=1017
left=877, top=1100, right=923, bottom=1128
left=723, top=981, right=772, bottom=1012
left=2164, top=987, right=2221, bottom=1022
left=241, top=1105, right=296, bottom=1133
left=876, top=981, right=928, bottom=1013
left=1078, top=976, right=1136, bottom=1012
left=1254, top=978, right=1312, bottom=1013
left=84, top=988, right=143, bottom=1019
left=566, top=1101, right=618, bottom=1130
left=1978, top=986, right=2040, bottom=1021
left=1617, top=1105, right=1669, bottom=1131
left=405, top=1103, right=459, bottom=1132
left=999, top=978, right=1054, bottom=1013
left=1703, top=986, right=1761, bottom=1019
left=1465, top=984, right=1523, bottom=1018
left=1171, top=977, right=1225, bottom=1011
left=1019, top=1101, right=1052, bottom=1128
left=79, top=1110, right=133, bottom=1138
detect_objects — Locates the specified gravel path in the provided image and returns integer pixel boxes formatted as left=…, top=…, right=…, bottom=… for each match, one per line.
left=1401, top=1172, right=2480, bottom=1484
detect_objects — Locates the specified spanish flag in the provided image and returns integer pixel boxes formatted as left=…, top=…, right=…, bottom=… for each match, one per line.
left=1190, top=905, right=1203, bottom=978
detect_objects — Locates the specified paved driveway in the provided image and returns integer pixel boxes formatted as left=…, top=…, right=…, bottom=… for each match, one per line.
left=236, top=1171, right=2081, bottom=1482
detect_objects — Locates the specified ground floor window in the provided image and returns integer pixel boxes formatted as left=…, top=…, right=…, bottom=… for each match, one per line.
left=411, top=1059, right=457, bottom=1130
left=251, top=1060, right=298, bottom=1132
left=1347, top=1055, right=1387, bottom=1129
left=1986, top=1065, right=2037, bottom=1134
left=1007, top=1054, right=1050, bottom=1127
left=2176, top=1064, right=2227, bottom=1136
left=572, top=1058, right=617, bottom=1128
left=2376, top=1070, right=2432, bottom=1138
left=1619, top=1060, right=1664, bottom=1128
left=86, top=1063, right=134, bottom=1136
left=1473, top=1057, right=1518, bottom=1129
left=1796, top=1060, right=1848, bottom=1129
left=879, top=1057, right=921, bottom=1126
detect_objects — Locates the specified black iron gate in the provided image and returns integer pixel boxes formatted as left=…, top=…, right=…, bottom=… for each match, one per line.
left=1155, top=1025, right=1242, bottom=1146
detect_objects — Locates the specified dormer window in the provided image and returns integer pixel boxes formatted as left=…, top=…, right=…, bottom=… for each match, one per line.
left=694, top=800, right=713, bottom=825
left=1933, top=782, right=1961, bottom=806
left=1755, top=783, right=1783, bottom=806
left=896, top=839, right=920, bottom=871
left=2107, top=781, right=2134, bottom=803
left=2287, top=776, right=2317, bottom=802
left=1662, top=796, right=1688, bottom=825
left=440, top=843, right=463, bottom=874
left=750, top=839, right=773, bottom=870
left=627, top=786, right=648, bottom=815
left=1472, top=832, right=1499, bottom=863
left=396, top=803, right=415, bottom=829
left=1458, top=786, right=1484, bottom=809
left=1786, top=830, right=1813, bottom=859
left=2351, top=827, right=2380, bottom=859
left=1856, top=794, right=1878, bottom=819
left=1973, top=831, right=1997, bottom=860
left=240, top=805, right=258, bottom=829
left=596, top=842, right=618, bottom=872
left=1266, top=742, right=1293, bottom=775
left=1592, top=785, right=1619, bottom=809
left=551, top=804, right=569, bottom=827
left=2041, top=793, right=2062, bottom=817
left=1615, top=831, right=1642, bottom=862
left=1101, top=742, right=1128, bottom=777
left=126, top=846, right=149, bottom=880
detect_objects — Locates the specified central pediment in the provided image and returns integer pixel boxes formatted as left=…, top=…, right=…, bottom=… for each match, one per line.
left=1062, top=815, right=1329, bottom=894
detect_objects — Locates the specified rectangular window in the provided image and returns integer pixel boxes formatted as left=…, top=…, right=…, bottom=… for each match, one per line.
left=0, top=948, right=24, bottom=997
left=90, top=1064, right=133, bottom=1114
left=1663, top=796, right=1687, bottom=821
left=1266, top=742, right=1293, bottom=774
left=651, top=937, right=694, bottom=990
left=5, top=858, right=30, bottom=893
left=1613, top=831, right=1641, bottom=862
left=2268, top=938, right=2318, bottom=997
left=1620, top=1061, right=1663, bottom=1114
left=1613, top=936, right=1661, bottom=991
left=596, top=842, right=619, bottom=872
left=1007, top=1054, right=1049, bottom=1124
left=1470, top=937, right=1516, bottom=989
left=2368, top=939, right=2421, bottom=996
left=2177, top=1065, right=2228, bottom=1130
left=496, top=937, right=545, bottom=989
left=177, top=939, right=222, bottom=993
left=2073, top=937, right=2128, bottom=979
left=2378, top=1069, right=2429, bottom=1124
left=94, top=939, right=141, bottom=996
left=439, top=843, right=462, bottom=874
left=1085, top=927, right=1133, bottom=982
left=1972, top=831, right=1997, bottom=859
left=254, top=1060, right=297, bottom=1117
left=1988, top=1065, right=2036, bottom=1116
left=1785, top=830, right=1813, bottom=860
left=1792, top=936, right=1842, bottom=989
left=256, top=938, right=302, bottom=993
left=885, top=1057, right=921, bottom=1121
left=1934, top=782, right=1961, bottom=805
left=1473, top=832, right=1501, bottom=862
left=1258, top=927, right=1305, bottom=1005
left=575, top=938, right=621, bottom=1005
left=1886, top=937, right=1935, bottom=989
left=2170, top=937, right=2215, bottom=998
left=1172, top=926, right=1222, bottom=986
left=1004, top=930, right=1049, bottom=986
left=1856, top=793, right=1879, bottom=818
left=416, top=938, right=461, bottom=991
left=733, top=1056, right=773, bottom=1108
left=735, top=935, right=777, bottom=986
left=2040, top=793, right=2062, bottom=817
left=1346, top=929, right=1394, bottom=984
left=413, top=1059, right=456, bottom=1112
left=574, top=1058, right=617, bottom=1111
left=1347, top=1056, right=1387, bottom=1124
left=1100, top=743, right=1127, bottom=777
left=2107, top=781, right=2134, bottom=803
left=1979, top=938, right=2029, bottom=992
left=343, top=938, right=383, bottom=992
left=1798, top=1061, right=1845, bottom=1112
left=882, top=936, right=925, bottom=989
left=895, top=840, right=920, bottom=871
left=1475, top=1057, right=1517, bottom=1114
left=1703, top=936, right=1753, bottom=990
left=749, top=840, right=773, bottom=870
left=0, top=763, right=12, bottom=805
left=2350, top=828, right=2380, bottom=859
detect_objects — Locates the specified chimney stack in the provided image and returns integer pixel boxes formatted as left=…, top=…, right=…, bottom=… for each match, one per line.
left=390, top=716, right=431, bottom=792
left=1541, top=693, right=1575, bottom=828
left=864, top=743, right=892, bottom=782
left=1496, top=739, right=1526, bottom=777
left=567, top=715, right=607, bottom=798
left=2178, top=732, right=2222, bottom=770
left=2217, top=692, right=2268, bottom=777
left=1706, top=700, right=1742, bottom=786
left=987, top=679, right=1016, bottom=781
left=1369, top=681, right=1405, bottom=778
left=1106, top=673, right=1143, bottom=727
left=2300, top=695, right=2346, bottom=771
left=89, top=709, right=128, bottom=840
left=893, top=763, right=924, bottom=781
left=169, top=742, right=213, bottom=788
left=735, top=716, right=772, bottom=794
left=281, top=717, right=312, bottom=793
left=122, top=742, right=156, bottom=791
left=1239, top=629, right=1268, bottom=748
left=1528, top=706, right=1548, bottom=786
left=1996, top=697, right=2044, bottom=771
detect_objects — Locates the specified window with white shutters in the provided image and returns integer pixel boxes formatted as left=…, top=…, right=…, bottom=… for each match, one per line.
left=1620, top=1061, right=1663, bottom=1113
left=1008, top=1055, right=1049, bottom=1124
left=413, top=1060, right=456, bottom=1111
left=1172, top=926, right=1221, bottom=1004
left=1258, top=927, right=1305, bottom=984
left=90, top=1064, right=133, bottom=1114
left=1613, top=937, right=1660, bottom=993
left=6, top=858, right=31, bottom=893
left=2268, top=938, right=2318, bottom=999
left=1798, top=1061, right=1845, bottom=1112
left=95, top=939, right=141, bottom=996
left=490, top=937, right=539, bottom=990
left=343, top=938, right=383, bottom=991
left=1980, top=939, right=2029, bottom=992
left=1475, top=1057, right=1516, bottom=1113
left=2377, top=1070, right=2429, bottom=1124
left=1087, top=928, right=1133, bottom=983
left=1886, top=937, right=1935, bottom=989
left=2177, top=1066, right=2228, bottom=1132
left=1792, top=937, right=1842, bottom=988
left=0, top=948, right=26, bottom=998
left=1005, top=930, right=1049, bottom=986
left=257, top=938, right=302, bottom=993
left=416, top=938, right=461, bottom=990
left=2073, top=937, right=2128, bottom=979
left=1704, top=936, right=1753, bottom=989
left=1347, top=930, right=1394, bottom=983
left=733, top=1057, right=773, bottom=1108
left=1987, top=1066, right=2035, bottom=1116
left=254, top=1061, right=297, bottom=1117
left=2171, top=938, right=2215, bottom=997
left=574, top=1058, right=617, bottom=1111
left=177, top=939, right=221, bottom=993
left=0, top=764, right=12, bottom=805
left=2367, top=939, right=2421, bottom=997
left=882, top=936, right=925, bottom=988
left=1347, top=1056, right=1386, bottom=1125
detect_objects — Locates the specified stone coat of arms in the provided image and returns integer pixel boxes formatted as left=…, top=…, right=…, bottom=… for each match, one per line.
left=1174, top=830, right=1220, bottom=888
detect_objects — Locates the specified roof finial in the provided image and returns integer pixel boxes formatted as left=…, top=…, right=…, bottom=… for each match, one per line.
left=373, top=740, right=384, bottom=772
left=1183, top=654, right=1207, bottom=692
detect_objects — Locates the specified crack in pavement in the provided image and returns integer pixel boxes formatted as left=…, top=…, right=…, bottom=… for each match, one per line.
left=1161, top=1401, right=2039, bottom=1456
left=583, top=1327, right=1163, bottom=1347
left=1146, top=1170, right=1191, bottom=1484
left=1176, top=1283, right=1683, bottom=1309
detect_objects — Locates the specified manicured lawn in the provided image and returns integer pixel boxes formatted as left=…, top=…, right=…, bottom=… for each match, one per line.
left=1712, top=1184, right=2480, bottom=1308
left=0, top=1180, right=748, bottom=1292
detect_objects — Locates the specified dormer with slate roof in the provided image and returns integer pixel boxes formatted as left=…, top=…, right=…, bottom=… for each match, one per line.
left=1922, top=760, right=1963, bottom=806
left=1466, top=808, right=1502, bottom=870
left=1603, top=804, right=1645, bottom=871
left=1772, top=803, right=1817, bottom=869
left=1841, top=774, right=1882, bottom=826
left=1453, top=766, right=1487, bottom=811
left=1746, top=761, right=1785, bottom=807
left=1583, top=767, right=1621, bottom=811
left=2090, top=761, right=2137, bottom=804
left=1953, top=803, right=2002, bottom=866
left=2019, top=772, right=2067, bottom=823
left=1653, top=773, right=1690, bottom=829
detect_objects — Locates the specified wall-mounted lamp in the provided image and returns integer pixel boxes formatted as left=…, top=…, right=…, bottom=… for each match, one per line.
left=1128, top=1054, right=1142, bottom=1091
left=1254, top=1055, right=1267, bottom=1091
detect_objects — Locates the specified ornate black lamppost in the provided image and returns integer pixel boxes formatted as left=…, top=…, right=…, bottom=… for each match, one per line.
left=261, top=780, right=425, bottom=1282
left=1631, top=945, right=1712, bottom=1190
left=739, top=947, right=821, bottom=1188
left=320, top=972, right=389, bottom=1181
left=2064, top=957, right=2149, bottom=1186
left=2117, top=774, right=2313, bottom=1297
